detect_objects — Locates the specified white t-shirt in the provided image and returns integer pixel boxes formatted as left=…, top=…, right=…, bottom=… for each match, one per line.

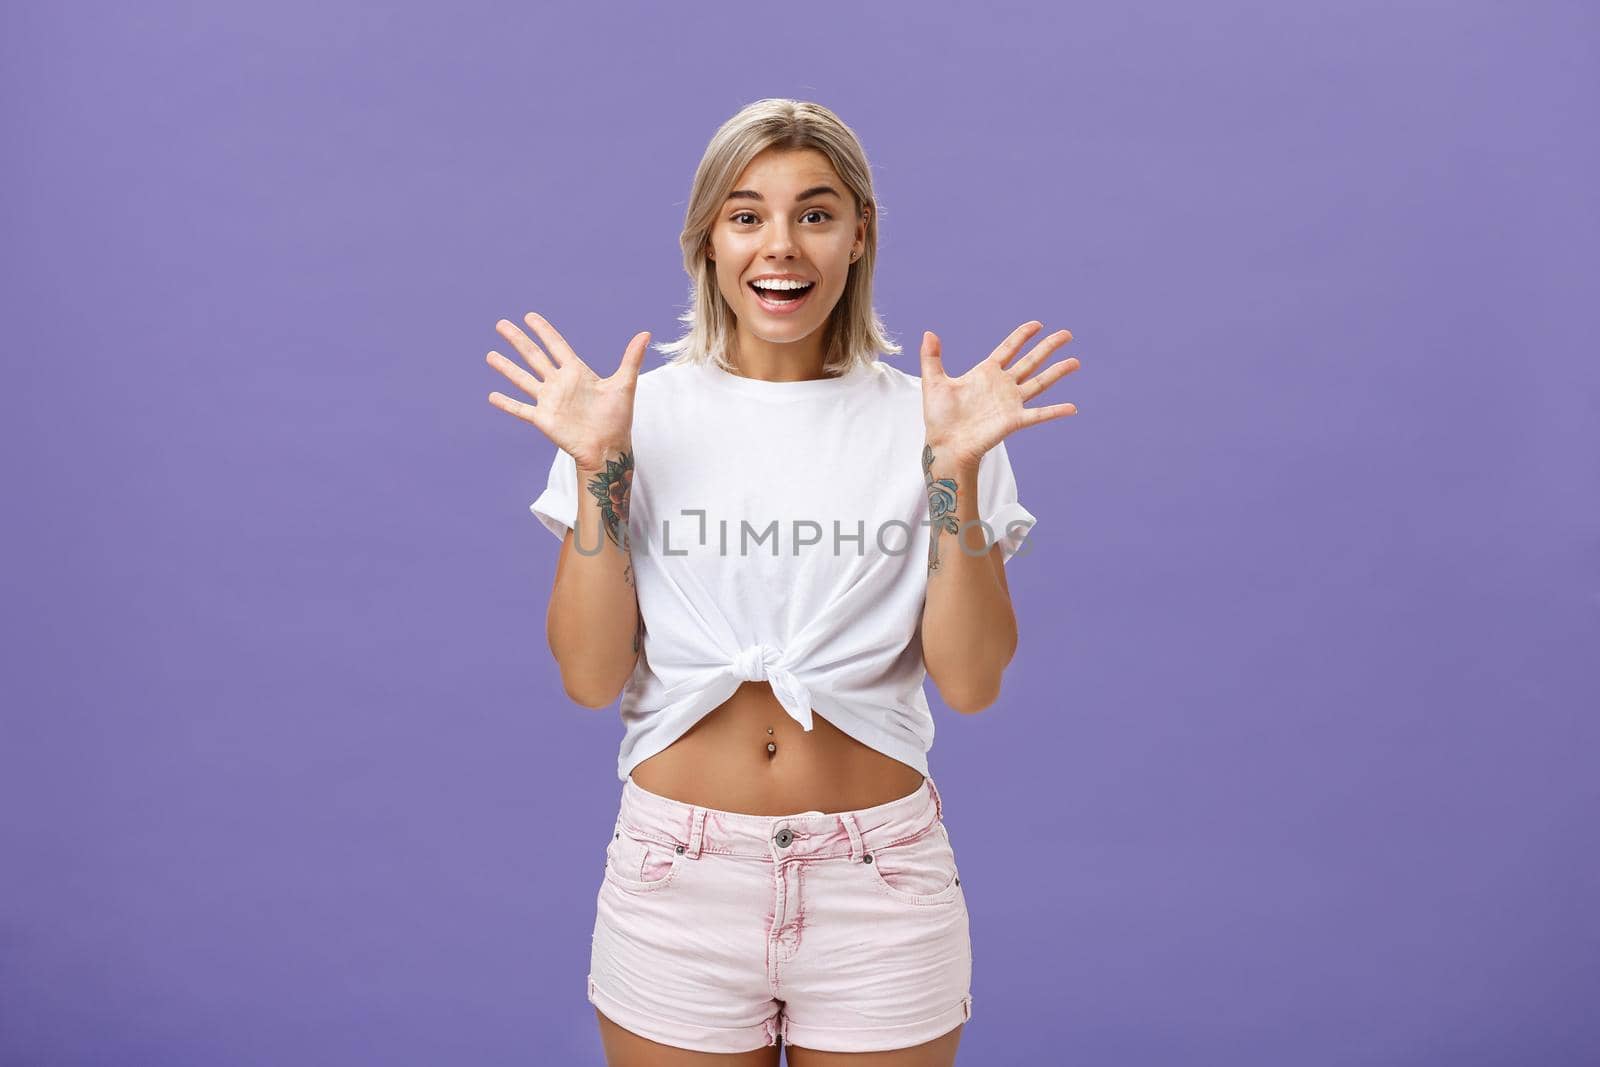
left=529, top=355, right=1037, bottom=781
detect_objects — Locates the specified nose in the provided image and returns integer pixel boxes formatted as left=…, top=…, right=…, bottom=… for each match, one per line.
left=761, top=219, right=800, bottom=258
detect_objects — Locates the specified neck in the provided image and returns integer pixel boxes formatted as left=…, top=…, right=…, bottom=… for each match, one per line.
left=728, top=322, right=833, bottom=382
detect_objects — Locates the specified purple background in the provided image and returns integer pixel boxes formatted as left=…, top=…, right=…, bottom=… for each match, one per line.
left=3, top=1, right=1595, bottom=1064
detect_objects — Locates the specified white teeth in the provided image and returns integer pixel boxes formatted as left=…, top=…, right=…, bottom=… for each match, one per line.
left=751, top=279, right=814, bottom=291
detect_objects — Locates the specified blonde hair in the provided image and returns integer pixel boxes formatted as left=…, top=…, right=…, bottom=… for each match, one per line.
left=654, top=99, right=901, bottom=377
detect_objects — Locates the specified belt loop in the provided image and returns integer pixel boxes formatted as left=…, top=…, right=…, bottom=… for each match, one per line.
left=839, top=812, right=864, bottom=861
left=685, top=806, right=707, bottom=858
left=926, top=776, right=944, bottom=822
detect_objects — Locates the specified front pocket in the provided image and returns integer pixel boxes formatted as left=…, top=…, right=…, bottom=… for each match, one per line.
left=603, top=823, right=682, bottom=894
left=864, top=821, right=963, bottom=905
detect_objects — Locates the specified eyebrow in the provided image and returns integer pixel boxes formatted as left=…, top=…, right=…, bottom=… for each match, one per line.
left=725, top=185, right=843, bottom=204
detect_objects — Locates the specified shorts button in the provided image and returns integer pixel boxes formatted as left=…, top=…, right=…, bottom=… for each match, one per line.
left=675, top=844, right=686, bottom=854
left=863, top=853, right=874, bottom=864
left=774, top=828, right=794, bottom=847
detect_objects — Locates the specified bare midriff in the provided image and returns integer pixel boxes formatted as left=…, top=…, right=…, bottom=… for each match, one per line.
left=627, top=681, right=927, bottom=816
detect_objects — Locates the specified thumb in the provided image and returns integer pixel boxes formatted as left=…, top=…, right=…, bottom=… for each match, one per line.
left=920, top=331, right=945, bottom=381
left=618, top=331, right=650, bottom=383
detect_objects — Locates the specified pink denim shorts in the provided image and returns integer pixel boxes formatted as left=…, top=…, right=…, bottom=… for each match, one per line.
left=587, top=773, right=973, bottom=1054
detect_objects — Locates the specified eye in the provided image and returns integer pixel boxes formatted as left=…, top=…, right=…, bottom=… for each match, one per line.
left=729, top=209, right=834, bottom=225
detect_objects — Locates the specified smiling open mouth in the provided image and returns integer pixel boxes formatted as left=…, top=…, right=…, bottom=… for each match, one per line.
left=748, top=282, right=816, bottom=312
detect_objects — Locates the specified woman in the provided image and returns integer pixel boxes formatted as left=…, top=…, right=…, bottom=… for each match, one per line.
left=486, top=99, right=1078, bottom=1066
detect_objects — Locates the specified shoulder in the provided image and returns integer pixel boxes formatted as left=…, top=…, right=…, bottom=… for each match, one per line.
left=631, top=359, right=700, bottom=409
left=636, top=359, right=694, bottom=392
left=628, top=360, right=707, bottom=444
left=863, top=360, right=924, bottom=417
left=871, top=360, right=923, bottom=393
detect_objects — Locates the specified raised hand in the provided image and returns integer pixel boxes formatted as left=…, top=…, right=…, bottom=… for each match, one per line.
left=919, top=321, right=1080, bottom=467
left=486, top=312, right=649, bottom=471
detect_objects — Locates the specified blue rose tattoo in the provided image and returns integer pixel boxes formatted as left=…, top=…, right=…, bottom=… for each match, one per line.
left=923, top=443, right=961, bottom=574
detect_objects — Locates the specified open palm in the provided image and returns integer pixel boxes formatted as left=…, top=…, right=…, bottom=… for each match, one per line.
left=920, top=321, right=1080, bottom=466
left=485, top=312, right=649, bottom=471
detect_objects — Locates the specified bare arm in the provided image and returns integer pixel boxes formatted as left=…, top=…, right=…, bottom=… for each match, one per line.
left=914, top=320, right=1079, bottom=712
left=919, top=445, right=1016, bottom=714
left=547, top=443, right=642, bottom=707
left=485, top=311, right=651, bottom=710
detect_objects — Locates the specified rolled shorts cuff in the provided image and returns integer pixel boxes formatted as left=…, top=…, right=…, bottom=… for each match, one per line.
left=781, top=993, right=974, bottom=1054
left=588, top=974, right=781, bottom=1053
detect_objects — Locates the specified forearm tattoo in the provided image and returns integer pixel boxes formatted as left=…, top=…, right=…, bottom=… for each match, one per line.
left=923, top=443, right=961, bottom=575
left=584, top=449, right=635, bottom=587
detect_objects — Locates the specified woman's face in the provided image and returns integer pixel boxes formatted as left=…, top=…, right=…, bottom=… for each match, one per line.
left=705, top=147, right=866, bottom=357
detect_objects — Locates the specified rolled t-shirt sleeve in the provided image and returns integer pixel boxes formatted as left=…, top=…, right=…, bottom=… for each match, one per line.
left=529, top=447, right=579, bottom=540
left=977, top=438, right=1038, bottom=564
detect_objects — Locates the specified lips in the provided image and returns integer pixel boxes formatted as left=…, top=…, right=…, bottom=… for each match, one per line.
left=747, top=282, right=816, bottom=316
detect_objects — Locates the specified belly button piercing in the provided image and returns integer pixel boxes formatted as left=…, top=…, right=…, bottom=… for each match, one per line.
left=767, top=741, right=777, bottom=754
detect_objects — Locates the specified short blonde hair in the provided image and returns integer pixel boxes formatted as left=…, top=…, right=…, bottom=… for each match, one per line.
left=655, top=99, right=901, bottom=377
